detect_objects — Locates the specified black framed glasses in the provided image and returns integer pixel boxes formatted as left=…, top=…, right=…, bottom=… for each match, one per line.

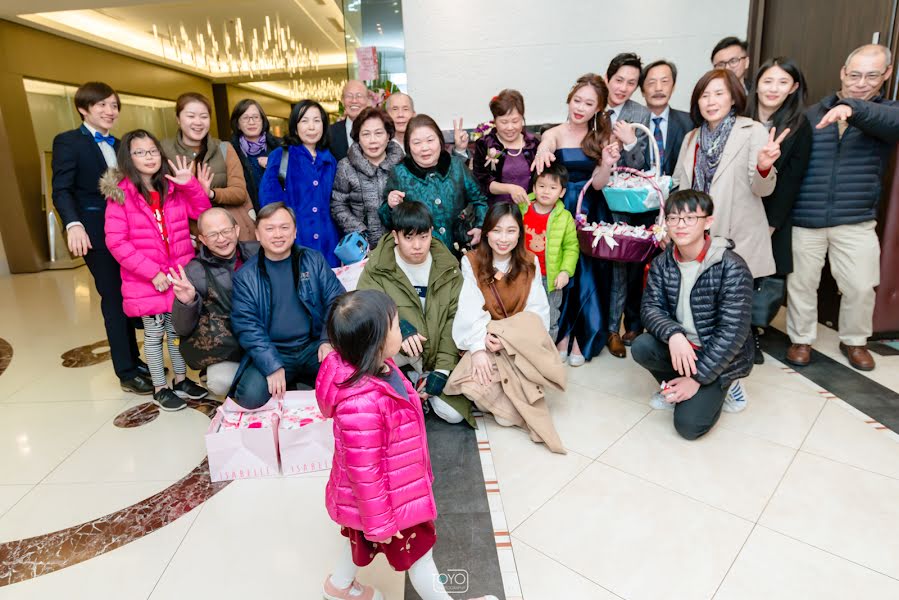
left=713, top=56, right=747, bottom=69
left=665, top=215, right=707, bottom=227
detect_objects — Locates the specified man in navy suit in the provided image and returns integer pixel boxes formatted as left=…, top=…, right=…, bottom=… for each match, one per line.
left=640, top=60, right=694, bottom=177
left=52, top=81, right=152, bottom=394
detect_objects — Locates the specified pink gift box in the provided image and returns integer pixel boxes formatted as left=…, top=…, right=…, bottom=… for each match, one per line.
left=278, top=391, right=334, bottom=476
left=206, top=406, right=280, bottom=482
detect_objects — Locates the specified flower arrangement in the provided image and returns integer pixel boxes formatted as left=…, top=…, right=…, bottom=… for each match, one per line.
left=470, top=120, right=495, bottom=142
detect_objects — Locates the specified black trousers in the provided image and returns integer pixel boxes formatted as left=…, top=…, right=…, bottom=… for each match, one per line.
left=631, top=333, right=725, bottom=440
left=610, top=210, right=658, bottom=333
left=234, top=343, right=321, bottom=409
left=83, top=248, right=141, bottom=380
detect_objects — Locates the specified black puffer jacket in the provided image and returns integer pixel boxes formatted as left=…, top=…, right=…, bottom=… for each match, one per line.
left=793, top=95, right=899, bottom=229
left=641, top=237, right=754, bottom=389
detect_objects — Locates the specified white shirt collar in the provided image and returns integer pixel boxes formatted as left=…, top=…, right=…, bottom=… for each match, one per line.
left=651, top=106, right=671, bottom=123
left=83, top=122, right=110, bottom=138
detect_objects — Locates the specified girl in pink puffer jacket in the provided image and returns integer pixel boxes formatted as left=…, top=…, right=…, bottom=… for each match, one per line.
left=102, top=129, right=211, bottom=411
left=316, top=290, right=497, bottom=600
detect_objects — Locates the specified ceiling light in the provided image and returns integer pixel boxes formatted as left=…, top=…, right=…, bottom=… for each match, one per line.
left=152, top=15, right=319, bottom=77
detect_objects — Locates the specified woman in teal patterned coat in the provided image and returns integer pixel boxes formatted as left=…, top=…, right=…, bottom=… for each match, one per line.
left=380, top=114, right=488, bottom=253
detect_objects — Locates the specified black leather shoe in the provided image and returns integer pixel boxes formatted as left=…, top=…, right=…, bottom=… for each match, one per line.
left=120, top=374, right=154, bottom=395
left=136, top=362, right=168, bottom=377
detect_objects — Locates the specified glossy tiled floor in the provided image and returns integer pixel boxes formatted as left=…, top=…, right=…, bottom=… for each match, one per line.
left=1, top=266, right=899, bottom=599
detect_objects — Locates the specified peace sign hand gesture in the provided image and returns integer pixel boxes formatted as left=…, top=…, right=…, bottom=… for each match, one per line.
left=757, top=127, right=790, bottom=172
left=168, top=264, right=197, bottom=305
left=165, top=156, right=196, bottom=186
left=453, top=118, right=469, bottom=153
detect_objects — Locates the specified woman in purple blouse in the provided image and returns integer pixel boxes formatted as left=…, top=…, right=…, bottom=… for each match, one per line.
left=472, top=89, right=540, bottom=205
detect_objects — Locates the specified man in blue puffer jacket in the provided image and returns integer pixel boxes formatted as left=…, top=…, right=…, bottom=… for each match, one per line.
left=786, top=44, right=899, bottom=372
left=230, top=202, right=346, bottom=408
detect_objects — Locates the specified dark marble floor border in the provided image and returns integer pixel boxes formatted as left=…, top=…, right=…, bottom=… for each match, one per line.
left=761, top=328, right=899, bottom=434
left=0, top=399, right=225, bottom=587
left=405, top=415, right=506, bottom=599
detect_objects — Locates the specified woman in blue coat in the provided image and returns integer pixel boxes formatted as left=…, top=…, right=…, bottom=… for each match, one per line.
left=259, top=100, right=340, bottom=266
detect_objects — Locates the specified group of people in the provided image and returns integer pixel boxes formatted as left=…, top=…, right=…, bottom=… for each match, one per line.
left=50, top=36, right=898, bottom=600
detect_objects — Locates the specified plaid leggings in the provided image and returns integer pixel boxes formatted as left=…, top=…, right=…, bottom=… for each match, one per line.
left=141, top=313, right=186, bottom=387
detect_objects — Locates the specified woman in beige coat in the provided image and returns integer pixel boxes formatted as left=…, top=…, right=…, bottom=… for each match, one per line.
left=673, top=69, right=789, bottom=279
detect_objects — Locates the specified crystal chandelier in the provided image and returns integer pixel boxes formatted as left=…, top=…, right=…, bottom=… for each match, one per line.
left=152, top=16, right=319, bottom=78
left=286, top=78, right=346, bottom=103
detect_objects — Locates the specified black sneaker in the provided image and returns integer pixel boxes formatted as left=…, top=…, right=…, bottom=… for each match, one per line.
left=173, top=378, right=209, bottom=400
left=120, top=374, right=154, bottom=395
left=153, top=387, right=187, bottom=411
left=753, top=329, right=765, bottom=365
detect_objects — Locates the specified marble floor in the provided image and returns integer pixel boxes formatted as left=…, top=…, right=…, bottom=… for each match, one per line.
left=1, top=265, right=899, bottom=600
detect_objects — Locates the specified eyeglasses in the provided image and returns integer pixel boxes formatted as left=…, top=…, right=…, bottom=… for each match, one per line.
left=343, top=92, right=367, bottom=101
left=713, top=56, right=747, bottom=69
left=665, top=215, right=707, bottom=226
left=130, top=148, right=160, bottom=158
left=203, top=227, right=236, bottom=241
left=845, top=71, right=887, bottom=84
left=239, top=115, right=262, bottom=123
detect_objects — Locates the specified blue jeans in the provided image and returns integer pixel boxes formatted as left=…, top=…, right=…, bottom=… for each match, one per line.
left=234, top=343, right=321, bottom=409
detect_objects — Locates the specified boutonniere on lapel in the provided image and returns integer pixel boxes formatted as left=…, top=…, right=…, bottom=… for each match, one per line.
left=484, top=147, right=504, bottom=171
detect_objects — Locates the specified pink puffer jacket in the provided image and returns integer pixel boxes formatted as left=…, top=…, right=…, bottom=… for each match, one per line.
left=101, top=169, right=211, bottom=317
left=316, top=352, right=437, bottom=541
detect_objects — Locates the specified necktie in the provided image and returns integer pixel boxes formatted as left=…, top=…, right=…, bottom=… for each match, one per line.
left=94, top=131, right=115, bottom=146
left=652, top=117, right=665, bottom=165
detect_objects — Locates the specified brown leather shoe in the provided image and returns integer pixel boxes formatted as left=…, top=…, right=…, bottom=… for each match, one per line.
left=840, top=343, right=875, bottom=371
left=785, top=343, right=811, bottom=367
left=607, top=333, right=627, bottom=358
left=621, top=330, right=640, bottom=346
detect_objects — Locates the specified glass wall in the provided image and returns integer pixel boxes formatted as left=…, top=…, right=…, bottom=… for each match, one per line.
left=342, top=0, right=407, bottom=90
left=23, top=79, right=177, bottom=154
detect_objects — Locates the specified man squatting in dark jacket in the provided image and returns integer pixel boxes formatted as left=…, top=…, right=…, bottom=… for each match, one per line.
left=632, top=190, right=754, bottom=440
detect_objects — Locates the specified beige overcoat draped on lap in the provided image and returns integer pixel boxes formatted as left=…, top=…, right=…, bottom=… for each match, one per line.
left=446, top=311, right=567, bottom=454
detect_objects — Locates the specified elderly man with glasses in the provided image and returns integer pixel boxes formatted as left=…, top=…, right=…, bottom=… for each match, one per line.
left=329, top=80, right=370, bottom=161
left=785, top=44, right=899, bottom=372
left=170, top=207, right=260, bottom=396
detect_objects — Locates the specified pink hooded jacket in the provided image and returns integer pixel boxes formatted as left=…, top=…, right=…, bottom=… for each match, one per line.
left=101, top=169, right=211, bottom=318
left=316, top=352, right=437, bottom=541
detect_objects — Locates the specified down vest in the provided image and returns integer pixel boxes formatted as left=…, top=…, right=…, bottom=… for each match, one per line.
left=101, top=170, right=210, bottom=317
left=794, top=95, right=899, bottom=229
left=316, top=352, right=437, bottom=541
left=641, top=237, right=754, bottom=389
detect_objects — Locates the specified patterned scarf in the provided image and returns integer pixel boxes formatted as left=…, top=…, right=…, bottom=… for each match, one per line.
left=239, top=135, right=267, bottom=157
left=693, top=110, right=736, bottom=193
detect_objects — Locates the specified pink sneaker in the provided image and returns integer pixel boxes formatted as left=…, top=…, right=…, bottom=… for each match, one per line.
left=322, top=575, right=384, bottom=600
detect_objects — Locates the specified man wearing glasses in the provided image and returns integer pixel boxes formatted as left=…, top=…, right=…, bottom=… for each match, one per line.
left=786, top=44, right=899, bottom=372
left=329, top=80, right=370, bottom=161
left=633, top=190, right=754, bottom=440
left=711, top=37, right=750, bottom=91
left=170, top=207, right=259, bottom=397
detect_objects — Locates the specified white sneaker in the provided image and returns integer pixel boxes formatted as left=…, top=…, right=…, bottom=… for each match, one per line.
left=568, top=353, right=585, bottom=367
left=559, top=350, right=569, bottom=363
left=722, top=380, right=748, bottom=413
left=649, top=391, right=674, bottom=410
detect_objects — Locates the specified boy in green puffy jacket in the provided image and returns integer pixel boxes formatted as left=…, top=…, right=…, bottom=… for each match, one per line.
left=518, top=163, right=579, bottom=340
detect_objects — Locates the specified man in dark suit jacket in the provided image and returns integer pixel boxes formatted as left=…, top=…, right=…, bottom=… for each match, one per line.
left=328, top=80, right=370, bottom=161
left=51, top=81, right=152, bottom=394
left=604, top=53, right=655, bottom=358
left=640, top=59, right=695, bottom=177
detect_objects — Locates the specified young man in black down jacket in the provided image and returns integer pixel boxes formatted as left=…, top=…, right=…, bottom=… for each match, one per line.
left=632, top=190, right=754, bottom=440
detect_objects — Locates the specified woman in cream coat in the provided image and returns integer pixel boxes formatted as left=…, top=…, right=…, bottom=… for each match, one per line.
left=674, top=69, right=788, bottom=279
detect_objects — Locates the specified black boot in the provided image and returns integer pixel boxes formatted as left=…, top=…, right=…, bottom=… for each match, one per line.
left=753, top=328, right=764, bottom=365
